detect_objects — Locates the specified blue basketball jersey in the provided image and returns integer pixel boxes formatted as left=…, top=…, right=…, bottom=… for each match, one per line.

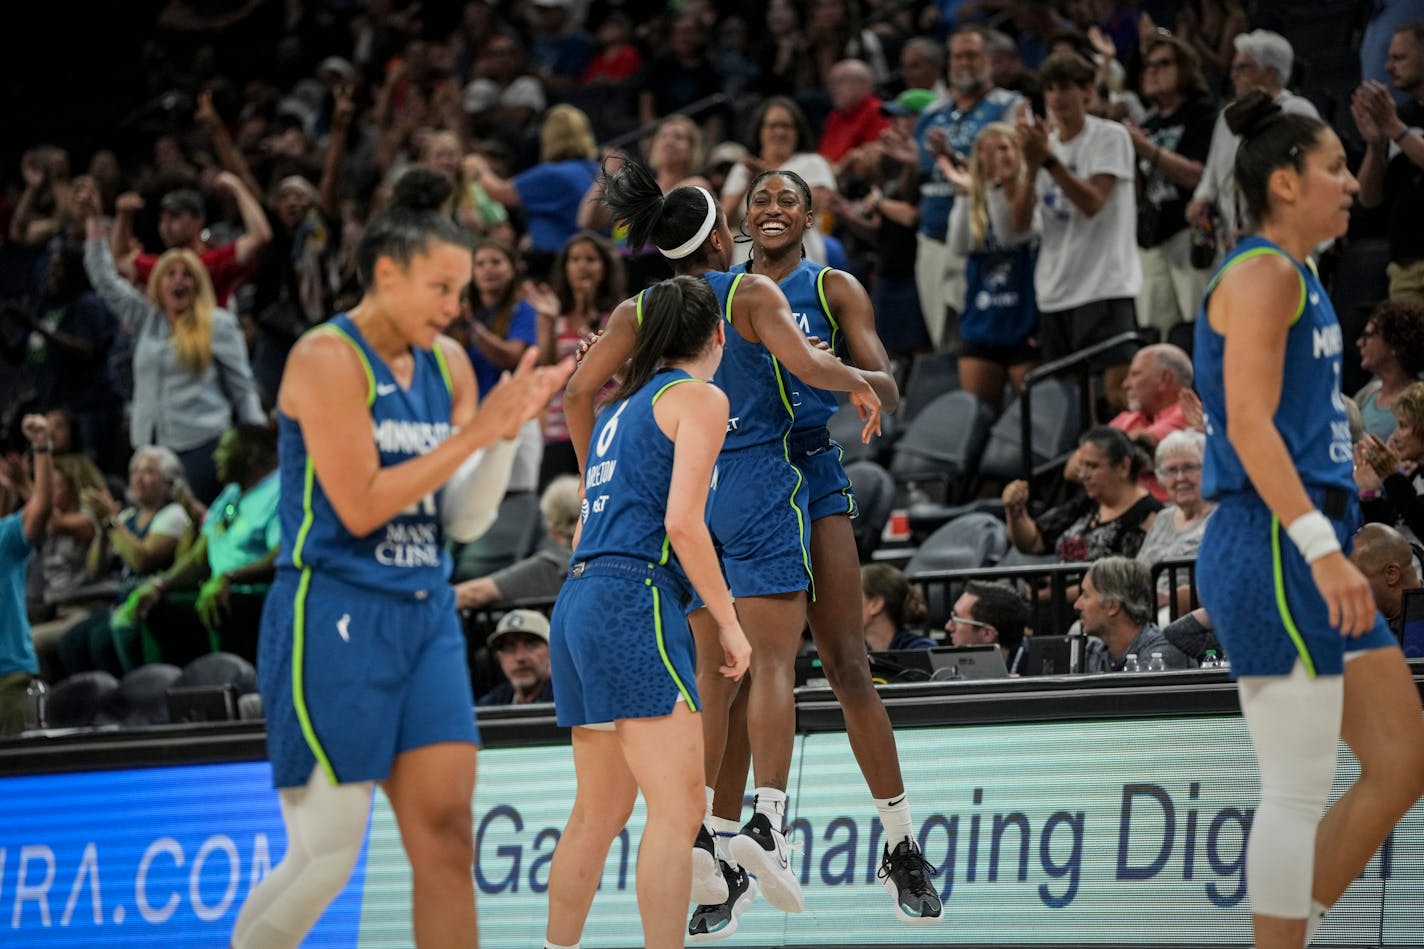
left=1194, top=236, right=1354, bottom=498
left=637, top=270, right=795, bottom=452
left=733, top=260, right=843, bottom=432
left=576, top=368, right=698, bottom=587
left=276, top=314, right=457, bottom=593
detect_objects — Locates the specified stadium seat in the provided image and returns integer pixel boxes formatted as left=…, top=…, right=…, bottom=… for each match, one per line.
left=977, top=378, right=1082, bottom=486
left=46, top=671, right=120, bottom=728
left=828, top=392, right=895, bottom=465
left=888, top=390, right=994, bottom=504
left=900, top=352, right=960, bottom=423
left=111, top=663, right=183, bottom=726
left=844, top=459, right=895, bottom=560
left=176, top=652, right=258, bottom=696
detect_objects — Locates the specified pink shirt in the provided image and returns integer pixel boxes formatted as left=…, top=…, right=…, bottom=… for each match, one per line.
left=1111, top=402, right=1188, bottom=501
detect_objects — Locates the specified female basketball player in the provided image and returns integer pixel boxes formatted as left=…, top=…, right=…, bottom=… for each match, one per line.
left=542, top=275, right=750, bottom=949
left=690, top=169, right=940, bottom=937
left=563, top=155, right=882, bottom=922
left=1194, top=91, right=1424, bottom=948
left=231, top=168, right=571, bottom=949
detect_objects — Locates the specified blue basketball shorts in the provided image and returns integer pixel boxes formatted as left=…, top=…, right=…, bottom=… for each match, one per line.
left=1196, top=488, right=1397, bottom=678
left=688, top=444, right=812, bottom=610
left=789, top=426, right=858, bottom=522
left=549, top=556, right=699, bottom=727
left=259, top=569, right=479, bottom=788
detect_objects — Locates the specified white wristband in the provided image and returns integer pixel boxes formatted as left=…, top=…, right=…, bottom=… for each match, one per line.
left=1286, top=510, right=1341, bottom=564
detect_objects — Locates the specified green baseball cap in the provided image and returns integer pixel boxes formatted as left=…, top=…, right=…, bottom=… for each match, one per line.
left=881, top=89, right=938, bottom=117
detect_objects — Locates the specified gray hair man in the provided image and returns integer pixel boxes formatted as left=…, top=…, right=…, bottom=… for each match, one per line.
left=1076, top=557, right=1197, bottom=671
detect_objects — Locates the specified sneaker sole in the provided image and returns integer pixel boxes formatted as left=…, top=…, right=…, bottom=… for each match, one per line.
left=730, top=834, right=804, bottom=914
left=882, top=875, right=943, bottom=925
left=688, top=876, right=758, bottom=943
left=691, top=847, right=729, bottom=905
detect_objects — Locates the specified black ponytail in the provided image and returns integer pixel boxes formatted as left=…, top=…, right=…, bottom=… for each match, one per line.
left=601, top=152, right=721, bottom=267
left=609, top=275, right=720, bottom=402
left=356, top=167, right=466, bottom=288
left=1225, top=89, right=1327, bottom=229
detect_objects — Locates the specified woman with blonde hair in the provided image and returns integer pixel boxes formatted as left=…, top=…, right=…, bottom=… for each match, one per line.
left=80, top=191, right=263, bottom=502
left=946, top=122, right=1040, bottom=414
left=461, top=104, right=600, bottom=278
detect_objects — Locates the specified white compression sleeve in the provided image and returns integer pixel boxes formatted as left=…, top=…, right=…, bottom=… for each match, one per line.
left=1237, top=660, right=1344, bottom=919
left=441, top=437, right=518, bottom=543
left=231, top=768, right=375, bottom=949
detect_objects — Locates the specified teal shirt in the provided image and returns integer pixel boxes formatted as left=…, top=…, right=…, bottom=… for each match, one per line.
left=204, top=473, right=281, bottom=587
left=0, top=512, right=38, bottom=676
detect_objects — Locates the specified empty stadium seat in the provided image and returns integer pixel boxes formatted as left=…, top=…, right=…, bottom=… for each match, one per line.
left=46, top=671, right=120, bottom=728
left=112, top=664, right=183, bottom=726
left=977, top=378, right=1082, bottom=486
left=844, top=460, right=895, bottom=560
left=889, top=390, right=994, bottom=504
left=176, top=652, right=258, bottom=696
left=900, top=352, right=960, bottom=423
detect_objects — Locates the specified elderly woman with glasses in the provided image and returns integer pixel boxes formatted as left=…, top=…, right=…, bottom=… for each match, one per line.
left=1135, top=429, right=1215, bottom=612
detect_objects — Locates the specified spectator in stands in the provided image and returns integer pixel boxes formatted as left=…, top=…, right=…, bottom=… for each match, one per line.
left=19, top=236, right=122, bottom=470
left=465, top=240, right=537, bottom=399
left=1136, top=429, right=1214, bottom=614
left=1175, top=0, right=1248, bottom=96
left=1353, top=21, right=1424, bottom=306
left=1004, top=426, right=1161, bottom=562
left=131, top=424, right=280, bottom=667
left=1076, top=556, right=1197, bottom=670
left=0, top=415, right=52, bottom=736
left=81, top=188, right=265, bottom=503
left=861, top=563, right=936, bottom=651
left=722, top=97, right=839, bottom=266
left=945, top=580, right=1029, bottom=669
left=984, top=28, right=1042, bottom=108
left=56, top=446, right=192, bottom=677
left=820, top=60, right=891, bottom=169
left=455, top=475, right=579, bottom=612
left=110, top=173, right=272, bottom=307
left=806, top=0, right=890, bottom=87
left=9, top=146, right=72, bottom=248
left=945, top=121, right=1039, bottom=415
left=527, top=234, right=624, bottom=485
left=463, top=104, right=601, bottom=279
left=1132, top=35, right=1218, bottom=338
left=1359, top=381, right=1424, bottom=545
left=1013, top=52, right=1140, bottom=411
left=462, top=33, right=548, bottom=146
left=898, top=37, right=948, bottom=103
left=756, top=0, right=815, bottom=98
left=582, top=13, right=642, bottom=85
left=478, top=608, right=554, bottom=706
left=1352, top=522, right=1423, bottom=639
left=637, top=13, right=726, bottom=144
left=30, top=454, right=106, bottom=621
left=835, top=91, right=934, bottom=356
left=1187, top=30, right=1318, bottom=243
left=1353, top=300, right=1424, bottom=440
left=911, top=25, right=1026, bottom=350
left=527, top=0, right=595, bottom=99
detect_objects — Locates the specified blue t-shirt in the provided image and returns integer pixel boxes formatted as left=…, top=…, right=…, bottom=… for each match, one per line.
left=1196, top=236, right=1355, bottom=498
left=576, top=367, right=697, bottom=593
left=277, top=314, right=455, bottom=594
left=513, top=159, right=599, bottom=253
left=0, top=512, right=38, bottom=676
left=468, top=300, right=538, bottom=397
left=914, top=89, right=1022, bottom=240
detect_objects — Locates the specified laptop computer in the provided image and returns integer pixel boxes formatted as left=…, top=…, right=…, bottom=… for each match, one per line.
left=1024, top=635, right=1073, bottom=676
left=1399, top=588, right=1424, bottom=659
left=870, top=645, right=1009, bottom=682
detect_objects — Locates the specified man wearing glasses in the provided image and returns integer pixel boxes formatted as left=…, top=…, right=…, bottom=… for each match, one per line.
left=945, top=581, right=1030, bottom=673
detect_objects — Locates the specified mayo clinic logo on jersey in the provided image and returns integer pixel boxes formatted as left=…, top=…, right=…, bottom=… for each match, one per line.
left=372, top=419, right=452, bottom=456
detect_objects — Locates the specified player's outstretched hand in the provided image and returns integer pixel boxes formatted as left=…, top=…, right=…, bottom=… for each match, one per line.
left=850, top=375, right=882, bottom=443
left=481, top=348, right=576, bottom=438
left=719, top=619, right=751, bottom=681
left=1310, top=552, right=1378, bottom=638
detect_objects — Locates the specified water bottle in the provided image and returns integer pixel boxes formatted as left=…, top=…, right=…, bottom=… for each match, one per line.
left=1067, top=626, right=1087, bottom=674
left=1201, top=649, right=1221, bottom=670
left=468, top=181, right=508, bottom=229
left=1122, top=653, right=1141, bottom=673
left=23, top=678, right=47, bottom=731
left=1146, top=651, right=1167, bottom=673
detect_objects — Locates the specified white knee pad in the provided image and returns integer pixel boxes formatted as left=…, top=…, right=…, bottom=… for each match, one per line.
left=1238, top=661, right=1343, bottom=919
left=231, top=769, right=375, bottom=949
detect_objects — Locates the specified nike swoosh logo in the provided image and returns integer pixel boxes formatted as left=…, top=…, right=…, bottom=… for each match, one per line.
left=887, top=795, right=906, bottom=808
left=774, top=832, right=789, bottom=869
left=1309, top=293, right=1320, bottom=306
left=337, top=613, right=351, bottom=642
left=376, top=383, right=398, bottom=396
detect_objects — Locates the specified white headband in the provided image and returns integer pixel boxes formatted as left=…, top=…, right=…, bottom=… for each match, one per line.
left=656, top=187, right=718, bottom=260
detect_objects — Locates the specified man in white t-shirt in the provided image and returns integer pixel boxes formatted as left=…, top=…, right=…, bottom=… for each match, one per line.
left=1012, top=51, right=1141, bottom=410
